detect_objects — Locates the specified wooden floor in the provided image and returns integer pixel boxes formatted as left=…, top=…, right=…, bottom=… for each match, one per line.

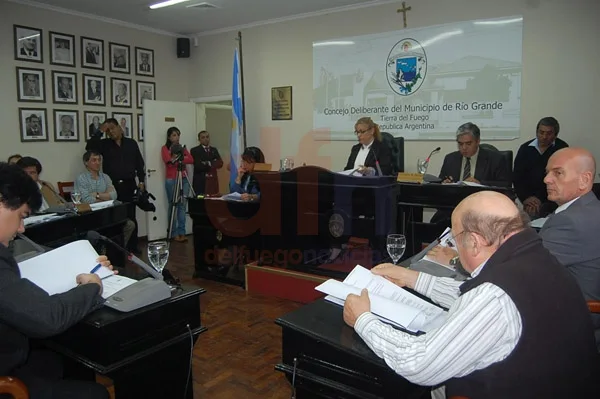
left=120, top=237, right=303, bottom=399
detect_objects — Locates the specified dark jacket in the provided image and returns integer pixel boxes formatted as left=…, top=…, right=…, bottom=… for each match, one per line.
left=0, top=243, right=103, bottom=375
left=513, top=138, right=569, bottom=202
left=344, top=139, right=393, bottom=176
left=190, top=145, right=223, bottom=194
left=446, top=229, right=599, bottom=398
left=439, top=147, right=510, bottom=187
left=230, top=173, right=260, bottom=196
left=86, top=136, right=145, bottom=183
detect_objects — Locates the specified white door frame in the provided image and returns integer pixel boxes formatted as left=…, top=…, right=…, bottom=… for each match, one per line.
left=189, top=94, right=232, bottom=104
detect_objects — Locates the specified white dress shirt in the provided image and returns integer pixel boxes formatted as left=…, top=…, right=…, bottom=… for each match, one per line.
left=37, top=182, right=49, bottom=212
left=460, top=148, right=479, bottom=181
left=554, top=196, right=580, bottom=214
left=354, top=262, right=522, bottom=387
left=353, top=139, right=374, bottom=170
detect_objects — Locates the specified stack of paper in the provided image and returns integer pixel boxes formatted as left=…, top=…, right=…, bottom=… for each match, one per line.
left=23, top=213, right=63, bottom=226
left=90, top=200, right=115, bottom=211
left=220, top=192, right=243, bottom=201
left=315, top=265, right=447, bottom=333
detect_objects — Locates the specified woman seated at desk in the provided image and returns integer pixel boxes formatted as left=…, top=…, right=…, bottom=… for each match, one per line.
left=230, top=147, right=264, bottom=202
left=344, top=116, right=392, bottom=176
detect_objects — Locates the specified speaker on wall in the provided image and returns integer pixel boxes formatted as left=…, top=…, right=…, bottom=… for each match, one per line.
left=177, top=38, right=190, bottom=58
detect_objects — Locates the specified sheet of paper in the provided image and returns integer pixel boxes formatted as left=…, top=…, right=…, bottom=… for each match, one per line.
left=422, top=227, right=457, bottom=267
left=23, top=213, right=62, bottom=226
left=460, top=181, right=486, bottom=187
left=18, top=240, right=113, bottom=295
left=337, top=169, right=357, bottom=176
left=101, top=275, right=138, bottom=299
left=530, top=217, right=548, bottom=228
left=221, top=192, right=243, bottom=201
left=90, top=200, right=115, bottom=211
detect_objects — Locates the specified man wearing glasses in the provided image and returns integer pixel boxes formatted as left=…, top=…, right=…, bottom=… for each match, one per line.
left=343, top=191, right=599, bottom=398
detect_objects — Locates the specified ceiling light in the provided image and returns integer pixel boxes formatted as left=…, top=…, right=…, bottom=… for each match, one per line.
left=149, top=0, right=192, bottom=10
left=313, top=41, right=355, bottom=47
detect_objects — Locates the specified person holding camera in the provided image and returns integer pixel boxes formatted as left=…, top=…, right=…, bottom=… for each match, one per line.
left=161, top=127, right=193, bottom=243
left=86, top=118, right=145, bottom=254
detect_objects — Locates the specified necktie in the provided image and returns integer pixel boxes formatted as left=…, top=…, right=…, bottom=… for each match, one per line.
left=463, top=157, right=471, bottom=180
left=205, top=147, right=209, bottom=153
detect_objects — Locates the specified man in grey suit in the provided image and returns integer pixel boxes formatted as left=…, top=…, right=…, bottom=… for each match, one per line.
left=539, top=147, right=600, bottom=347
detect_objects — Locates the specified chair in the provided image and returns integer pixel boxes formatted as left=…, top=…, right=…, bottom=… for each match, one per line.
left=380, top=132, right=405, bottom=174
left=479, top=144, right=513, bottom=184
left=0, top=376, right=29, bottom=398
left=57, top=181, right=74, bottom=202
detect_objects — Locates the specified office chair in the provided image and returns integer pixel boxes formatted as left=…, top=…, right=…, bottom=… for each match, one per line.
left=0, top=376, right=28, bottom=398
left=380, top=132, right=405, bottom=174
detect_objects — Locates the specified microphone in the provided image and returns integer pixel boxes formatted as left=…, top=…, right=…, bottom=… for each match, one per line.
left=372, top=149, right=383, bottom=176
left=425, top=147, right=441, bottom=163
left=86, top=231, right=163, bottom=280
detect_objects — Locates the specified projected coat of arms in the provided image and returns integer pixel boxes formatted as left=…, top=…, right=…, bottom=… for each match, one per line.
left=386, top=38, right=427, bottom=96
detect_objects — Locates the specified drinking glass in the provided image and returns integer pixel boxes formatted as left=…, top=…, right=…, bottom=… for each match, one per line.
left=71, top=191, right=81, bottom=205
left=417, top=159, right=428, bottom=174
left=387, top=234, right=406, bottom=265
left=147, top=240, right=169, bottom=273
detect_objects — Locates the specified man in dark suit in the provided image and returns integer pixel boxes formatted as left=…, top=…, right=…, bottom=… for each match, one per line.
left=344, top=117, right=392, bottom=176
left=438, top=122, right=510, bottom=187
left=0, top=162, right=111, bottom=398
left=539, top=147, right=600, bottom=348
left=513, top=117, right=568, bottom=217
left=191, top=130, right=223, bottom=194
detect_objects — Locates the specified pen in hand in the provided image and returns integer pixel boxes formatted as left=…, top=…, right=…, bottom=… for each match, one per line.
left=89, top=264, right=102, bottom=274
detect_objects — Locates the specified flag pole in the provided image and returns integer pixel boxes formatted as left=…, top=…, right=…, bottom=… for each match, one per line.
left=236, top=31, right=247, bottom=147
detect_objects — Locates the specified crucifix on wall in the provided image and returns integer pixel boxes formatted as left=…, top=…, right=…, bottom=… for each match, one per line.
left=397, top=1, right=412, bottom=28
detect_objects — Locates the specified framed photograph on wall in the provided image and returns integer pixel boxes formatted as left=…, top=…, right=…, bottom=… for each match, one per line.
left=81, top=37, right=104, bottom=70
left=109, top=42, right=130, bottom=74
left=113, top=112, right=133, bottom=139
left=49, top=31, right=75, bottom=67
left=137, top=114, right=144, bottom=141
left=135, top=47, right=154, bottom=77
left=84, top=111, right=106, bottom=141
left=16, top=67, right=45, bottom=102
left=54, top=109, right=79, bottom=142
left=111, top=78, right=131, bottom=107
left=136, top=81, right=155, bottom=108
left=19, top=108, right=48, bottom=142
left=83, top=74, right=105, bottom=106
left=14, top=25, right=43, bottom=63
left=52, top=71, right=77, bottom=104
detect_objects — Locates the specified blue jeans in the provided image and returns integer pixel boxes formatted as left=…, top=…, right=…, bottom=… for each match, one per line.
left=165, top=178, right=189, bottom=237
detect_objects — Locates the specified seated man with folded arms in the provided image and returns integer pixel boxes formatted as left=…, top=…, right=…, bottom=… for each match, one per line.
left=0, top=162, right=114, bottom=399
left=16, top=156, right=65, bottom=212
left=343, top=191, right=599, bottom=399
left=75, top=150, right=135, bottom=248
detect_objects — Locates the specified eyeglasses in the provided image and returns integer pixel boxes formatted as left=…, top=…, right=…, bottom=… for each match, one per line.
left=447, top=230, right=466, bottom=247
left=354, top=128, right=372, bottom=136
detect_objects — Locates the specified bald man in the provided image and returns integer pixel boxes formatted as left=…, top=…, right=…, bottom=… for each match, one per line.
left=540, top=148, right=600, bottom=335
left=344, top=191, right=598, bottom=399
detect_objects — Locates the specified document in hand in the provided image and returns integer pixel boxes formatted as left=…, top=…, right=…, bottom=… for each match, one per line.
left=18, top=240, right=116, bottom=296
left=220, top=192, right=243, bottom=201
left=421, top=227, right=457, bottom=270
left=315, top=265, right=447, bottom=333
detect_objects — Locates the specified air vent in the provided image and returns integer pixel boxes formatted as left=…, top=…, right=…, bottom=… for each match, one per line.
left=186, top=2, right=218, bottom=9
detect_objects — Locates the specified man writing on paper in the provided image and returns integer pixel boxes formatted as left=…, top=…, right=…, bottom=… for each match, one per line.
left=343, top=191, right=598, bottom=398
left=0, top=163, right=113, bottom=399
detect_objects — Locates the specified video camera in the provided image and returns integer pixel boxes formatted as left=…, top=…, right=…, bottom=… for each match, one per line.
left=134, top=188, right=156, bottom=212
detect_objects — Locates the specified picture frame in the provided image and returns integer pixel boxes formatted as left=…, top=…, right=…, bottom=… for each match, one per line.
left=109, top=42, right=130, bottom=74
left=53, top=109, right=79, bottom=142
left=49, top=31, right=75, bottom=67
left=81, top=37, right=104, bottom=70
left=271, top=86, right=293, bottom=120
left=16, top=67, right=45, bottom=102
left=111, top=78, right=132, bottom=107
left=52, top=71, right=77, bottom=104
left=135, top=47, right=154, bottom=77
left=84, top=111, right=107, bottom=141
left=14, top=25, right=43, bottom=63
left=113, top=112, right=133, bottom=139
left=19, top=108, right=48, bottom=142
left=137, top=113, right=144, bottom=141
left=136, top=81, right=156, bottom=108
left=83, top=74, right=105, bottom=106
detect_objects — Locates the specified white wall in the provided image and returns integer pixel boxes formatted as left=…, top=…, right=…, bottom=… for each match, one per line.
left=0, top=1, right=191, bottom=184
left=188, top=0, right=600, bottom=175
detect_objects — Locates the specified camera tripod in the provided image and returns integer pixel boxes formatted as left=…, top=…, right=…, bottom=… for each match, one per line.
left=167, top=158, right=196, bottom=241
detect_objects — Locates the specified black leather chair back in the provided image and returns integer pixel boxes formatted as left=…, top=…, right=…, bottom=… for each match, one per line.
left=480, top=143, right=513, bottom=183
left=380, top=132, right=405, bottom=174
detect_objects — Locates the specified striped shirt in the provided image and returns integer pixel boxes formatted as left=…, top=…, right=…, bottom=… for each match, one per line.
left=74, top=171, right=118, bottom=204
left=354, top=262, right=522, bottom=387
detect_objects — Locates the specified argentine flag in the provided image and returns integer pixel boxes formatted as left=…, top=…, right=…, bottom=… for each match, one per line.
left=230, top=48, right=243, bottom=189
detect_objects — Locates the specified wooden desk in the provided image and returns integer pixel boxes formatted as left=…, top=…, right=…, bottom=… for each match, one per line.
left=276, top=299, right=429, bottom=399
left=44, top=285, right=206, bottom=399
